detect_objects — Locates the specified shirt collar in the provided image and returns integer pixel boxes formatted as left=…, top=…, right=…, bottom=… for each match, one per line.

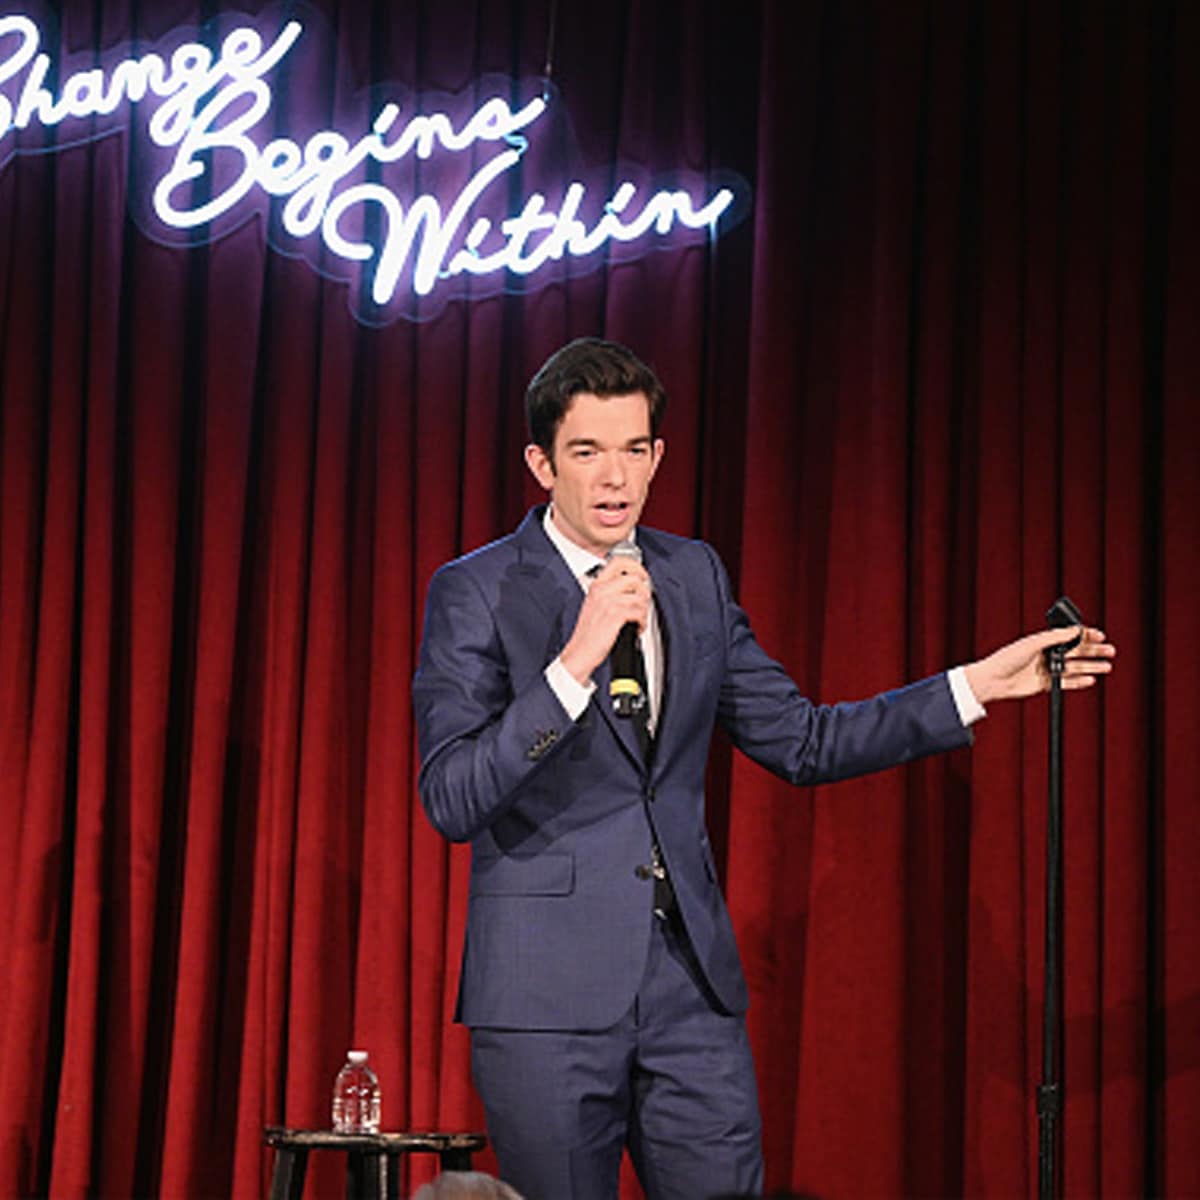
left=542, top=504, right=638, bottom=584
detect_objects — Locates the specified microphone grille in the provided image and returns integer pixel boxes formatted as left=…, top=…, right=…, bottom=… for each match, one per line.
left=607, top=540, right=642, bottom=564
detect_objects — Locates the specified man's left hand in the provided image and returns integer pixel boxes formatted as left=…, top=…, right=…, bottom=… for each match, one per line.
left=963, top=626, right=1116, bottom=706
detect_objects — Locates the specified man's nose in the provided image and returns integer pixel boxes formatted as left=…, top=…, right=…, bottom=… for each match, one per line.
left=599, top=450, right=626, bottom=484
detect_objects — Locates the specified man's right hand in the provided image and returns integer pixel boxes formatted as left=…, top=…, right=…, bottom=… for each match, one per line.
left=559, top=557, right=652, bottom=686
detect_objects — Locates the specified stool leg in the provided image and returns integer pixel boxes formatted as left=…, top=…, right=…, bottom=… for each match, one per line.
left=346, top=1150, right=385, bottom=1200
left=439, top=1147, right=474, bottom=1171
left=383, top=1152, right=401, bottom=1200
left=269, top=1147, right=309, bottom=1200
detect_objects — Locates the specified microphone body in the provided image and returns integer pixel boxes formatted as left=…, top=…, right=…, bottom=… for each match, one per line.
left=606, top=541, right=647, bottom=718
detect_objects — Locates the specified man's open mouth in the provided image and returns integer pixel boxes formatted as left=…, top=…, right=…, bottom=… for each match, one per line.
left=595, top=500, right=630, bottom=523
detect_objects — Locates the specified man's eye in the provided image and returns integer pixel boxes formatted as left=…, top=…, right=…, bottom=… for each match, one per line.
left=628, top=446, right=648, bottom=457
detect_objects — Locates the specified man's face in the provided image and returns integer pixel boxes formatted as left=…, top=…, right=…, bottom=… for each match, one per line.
left=524, top=390, right=664, bottom=557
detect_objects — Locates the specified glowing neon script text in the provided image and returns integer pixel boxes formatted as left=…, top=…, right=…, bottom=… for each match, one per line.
left=0, top=15, right=738, bottom=314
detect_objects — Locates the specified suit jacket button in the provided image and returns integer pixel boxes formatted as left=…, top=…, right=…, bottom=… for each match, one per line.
left=526, top=728, right=558, bottom=761
left=634, top=864, right=654, bottom=881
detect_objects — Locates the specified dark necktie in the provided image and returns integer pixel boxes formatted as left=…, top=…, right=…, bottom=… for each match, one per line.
left=628, top=635, right=652, bottom=759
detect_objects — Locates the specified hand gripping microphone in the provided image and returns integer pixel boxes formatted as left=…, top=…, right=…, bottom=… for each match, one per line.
left=607, top=541, right=648, bottom=718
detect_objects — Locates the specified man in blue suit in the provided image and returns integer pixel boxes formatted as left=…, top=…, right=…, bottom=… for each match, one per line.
left=413, top=339, right=1114, bottom=1200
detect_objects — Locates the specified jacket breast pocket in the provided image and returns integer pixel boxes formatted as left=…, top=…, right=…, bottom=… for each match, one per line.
left=470, top=852, right=575, bottom=897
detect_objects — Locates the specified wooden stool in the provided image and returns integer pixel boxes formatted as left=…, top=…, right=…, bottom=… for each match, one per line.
left=263, top=1126, right=488, bottom=1200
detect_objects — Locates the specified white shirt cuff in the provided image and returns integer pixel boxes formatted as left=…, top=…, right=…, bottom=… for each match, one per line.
left=546, top=656, right=595, bottom=720
left=947, top=666, right=986, bottom=726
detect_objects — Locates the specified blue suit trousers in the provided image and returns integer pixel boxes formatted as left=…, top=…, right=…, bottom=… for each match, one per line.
left=470, top=911, right=764, bottom=1200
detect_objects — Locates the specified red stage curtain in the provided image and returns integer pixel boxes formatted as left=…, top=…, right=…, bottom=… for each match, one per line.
left=0, top=2, right=1196, bottom=1197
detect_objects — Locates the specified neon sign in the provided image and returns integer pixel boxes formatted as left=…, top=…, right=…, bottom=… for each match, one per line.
left=0, top=9, right=747, bottom=322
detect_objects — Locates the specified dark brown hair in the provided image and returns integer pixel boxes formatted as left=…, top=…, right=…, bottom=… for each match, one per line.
left=525, top=337, right=667, bottom=457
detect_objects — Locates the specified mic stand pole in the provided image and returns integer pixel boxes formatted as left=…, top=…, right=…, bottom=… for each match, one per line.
left=1037, top=596, right=1082, bottom=1200
left=1037, top=644, right=1065, bottom=1200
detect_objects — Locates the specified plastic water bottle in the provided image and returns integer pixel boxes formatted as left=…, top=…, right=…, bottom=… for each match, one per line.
left=331, top=1050, right=381, bottom=1133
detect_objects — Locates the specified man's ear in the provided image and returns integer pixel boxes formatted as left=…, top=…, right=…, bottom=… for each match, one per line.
left=524, top=442, right=556, bottom=490
left=649, top=438, right=665, bottom=480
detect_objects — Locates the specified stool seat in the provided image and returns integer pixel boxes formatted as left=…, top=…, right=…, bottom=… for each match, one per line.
left=263, top=1125, right=487, bottom=1200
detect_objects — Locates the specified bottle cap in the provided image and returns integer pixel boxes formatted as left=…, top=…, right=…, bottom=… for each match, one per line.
left=347, top=1050, right=368, bottom=1064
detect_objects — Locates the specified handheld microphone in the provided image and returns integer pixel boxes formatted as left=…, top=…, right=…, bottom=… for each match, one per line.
left=607, top=541, right=647, bottom=718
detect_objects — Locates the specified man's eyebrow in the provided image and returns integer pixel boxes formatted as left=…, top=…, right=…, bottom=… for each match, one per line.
left=561, top=434, right=652, bottom=450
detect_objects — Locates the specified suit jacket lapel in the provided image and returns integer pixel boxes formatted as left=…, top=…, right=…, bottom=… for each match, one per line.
left=512, top=508, right=584, bottom=637
left=643, top=533, right=691, bottom=765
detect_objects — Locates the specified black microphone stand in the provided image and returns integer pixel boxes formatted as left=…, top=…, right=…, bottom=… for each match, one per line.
left=1037, top=596, right=1083, bottom=1200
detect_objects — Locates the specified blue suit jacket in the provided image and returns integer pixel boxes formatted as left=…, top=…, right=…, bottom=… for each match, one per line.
left=413, top=507, right=971, bottom=1031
